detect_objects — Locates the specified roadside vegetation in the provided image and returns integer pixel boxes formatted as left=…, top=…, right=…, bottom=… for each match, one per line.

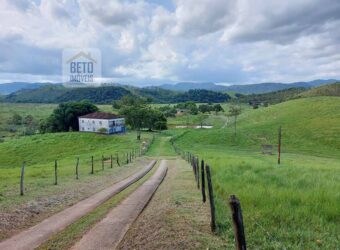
left=172, top=96, right=340, bottom=249
left=0, top=132, right=152, bottom=207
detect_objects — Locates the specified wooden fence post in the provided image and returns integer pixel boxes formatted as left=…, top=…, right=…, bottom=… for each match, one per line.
left=76, top=157, right=79, bottom=180
left=102, top=155, right=104, bottom=170
left=201, top=160, right=206, bottom=203
left=91, top=156, right=94, bottom=174
left=193, top=156, right=197, bottom=178
left=110, top=154, right=113, bottom=168
left=278, top=126, right=282, bottom=165
left=116, top=153, right=120, bottom=167
left=196, top=157, right=200, bottom=189
left=20, top=162, right=26, bottom=196
left=229, top=195, right=247, bottom=250
left=206, top=165, right=216, bottom=232
left=126, top=153, right=129, bottom=164
left=54, top=160, right=58, bottom=185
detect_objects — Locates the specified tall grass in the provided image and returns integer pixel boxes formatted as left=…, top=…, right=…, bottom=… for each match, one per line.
left=174, top=97, right=340, bottom=249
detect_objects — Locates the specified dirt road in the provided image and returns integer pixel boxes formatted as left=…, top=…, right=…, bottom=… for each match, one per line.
left=71, top=160, right=168, bottom=250
left=0, top=160, right=156, bottom=250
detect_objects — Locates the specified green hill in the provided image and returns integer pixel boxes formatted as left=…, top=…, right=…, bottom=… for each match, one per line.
left=173, top=96, right=340, bottom=248
left=4, top=86, right=130, bottom=104
left=177, top=96, right=340, bottom=157
left=238, top=87, right=307, bottom=105
left=298, top=82, right=340, bottom=97
left=3, top=85, right=231, bottom=104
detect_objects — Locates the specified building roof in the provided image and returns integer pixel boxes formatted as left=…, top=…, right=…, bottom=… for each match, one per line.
left=79, top=112, right=123, bottom=120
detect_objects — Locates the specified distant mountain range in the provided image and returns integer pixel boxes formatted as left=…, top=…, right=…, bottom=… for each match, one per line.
left=0, top=82, right=121, bottom=95
left=0, top=79, right=339, bottom=96
left=0, top=82, right=56, bottom=95
left=158, top=79, right=339, bottom=94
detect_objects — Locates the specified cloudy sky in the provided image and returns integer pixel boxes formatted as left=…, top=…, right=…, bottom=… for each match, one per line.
left=1, top=0, right=340, bottom=86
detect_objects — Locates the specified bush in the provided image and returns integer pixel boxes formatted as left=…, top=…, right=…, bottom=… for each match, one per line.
left=98, top=128, right=108, bottom=134
left=8, top=114, right=22, bottom=125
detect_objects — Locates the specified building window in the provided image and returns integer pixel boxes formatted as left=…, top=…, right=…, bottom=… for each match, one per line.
left=81, top=127, right=84, bottom=131
left=93, top=128, right=95, bottom=132
left=92, top=120, right=95, bottom=124
left=99, top=121, right=102, bottom=125
left=82, top=120, right=84, bottom=123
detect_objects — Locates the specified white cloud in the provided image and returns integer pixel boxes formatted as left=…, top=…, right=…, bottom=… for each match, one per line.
left=172, top=0, right=236, bottom=37
left=79, top=0, right=144, bottom=27
left=118, top=30, right=136, bottom=53
left=1, top=0, right=340, bottom=85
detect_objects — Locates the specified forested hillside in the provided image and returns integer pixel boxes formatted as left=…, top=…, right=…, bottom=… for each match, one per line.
left=238, top=87, right=307, bottom=105
left=3, top=85, right=230, bottom=104
left=298, top=82, right=340, bottom=97
left=4, top=86, right=130, bottom=104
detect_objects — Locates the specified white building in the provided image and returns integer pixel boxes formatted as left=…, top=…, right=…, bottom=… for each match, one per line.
left=78, top=112, right=125, bottom=134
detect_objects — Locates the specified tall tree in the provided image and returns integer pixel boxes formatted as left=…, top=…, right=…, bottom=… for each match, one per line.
left=41, top=100, right=98, bottom=133
left=118, top=95, right=167, bottom=139
left=198, top=113, right=208, bottom=128
left=228, top=105, right=242, bottom=138
left=118, top=96, right=148, bottom=140
left=144, top=109, right=167, bottom=131
left=213, top=104, right=224, bottom=114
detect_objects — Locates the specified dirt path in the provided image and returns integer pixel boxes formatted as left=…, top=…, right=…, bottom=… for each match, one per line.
left=0, top=158, right=152, bottom=241
left=71, top=160, right=168, bottom=250
left=220, top=115, right=229, bottom=128
left=118, top=158, right=227, bottom=249
left=0, top=160, right=157, bottom=250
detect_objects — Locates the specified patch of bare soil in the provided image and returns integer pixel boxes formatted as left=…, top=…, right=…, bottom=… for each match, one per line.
left=118, top=158, right=227, bottom=250
left=0, top=158, right=151, bottom=241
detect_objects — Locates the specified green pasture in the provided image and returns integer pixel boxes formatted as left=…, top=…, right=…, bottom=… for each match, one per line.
left=0, top=132, right=152, bottom=209
left=173, top=96, right=340, bottom=249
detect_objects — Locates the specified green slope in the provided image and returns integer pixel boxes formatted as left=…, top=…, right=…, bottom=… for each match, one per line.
left=298, top=82, right=340, bottom=98
left=173, top=96, right=340, bottom=249
left=177, top=97, right=340, bottom=157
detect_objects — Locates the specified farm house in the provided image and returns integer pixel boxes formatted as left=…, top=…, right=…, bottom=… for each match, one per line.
left=78, top=112, right=125, bottom=134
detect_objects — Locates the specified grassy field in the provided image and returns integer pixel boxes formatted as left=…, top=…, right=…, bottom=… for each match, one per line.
left=0, top=103, right=56, bottom=138
left=0, top=132, right=152, bottom=210
left=145, top=135, right=178, bottom=157
left=173, top=97, right=340, bottom=249
left=0, top=103, right=113, bottom=138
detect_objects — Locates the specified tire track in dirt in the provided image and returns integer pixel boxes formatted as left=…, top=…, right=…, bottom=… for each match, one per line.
left=0, top=160, right=157, bottom=250
left=71, top=160, right=168, bottom=250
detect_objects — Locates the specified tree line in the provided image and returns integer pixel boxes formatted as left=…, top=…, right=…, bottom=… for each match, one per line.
left=113, top=96, right=167, bottom=140
left=4, top=85, right=231, bottom=104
